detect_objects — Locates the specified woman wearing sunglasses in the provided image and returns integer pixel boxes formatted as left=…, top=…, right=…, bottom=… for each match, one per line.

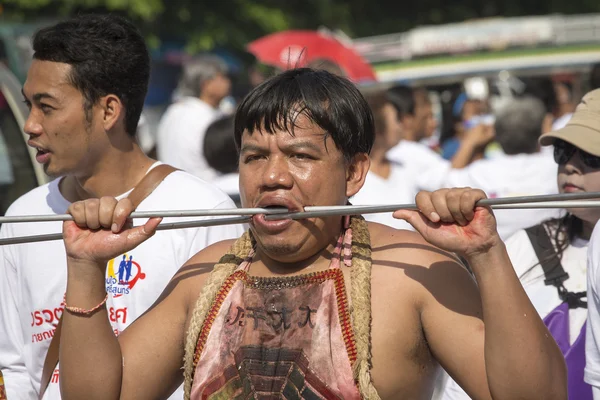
left=442, top=90, right=600, bottom=400
left=509, top=92, right=600, bottom=400
left=559, top=89, right=600, bottom=400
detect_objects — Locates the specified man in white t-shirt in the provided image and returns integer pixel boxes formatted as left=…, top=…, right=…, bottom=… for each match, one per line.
left=392, top=96, right=559, bottom=240
left=157, top=55, right=231, bottom=181
left=0, top=15, right=243, bottom=400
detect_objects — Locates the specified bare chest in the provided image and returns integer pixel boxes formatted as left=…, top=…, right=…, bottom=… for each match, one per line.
left=341, top=266, right=441, bottom=399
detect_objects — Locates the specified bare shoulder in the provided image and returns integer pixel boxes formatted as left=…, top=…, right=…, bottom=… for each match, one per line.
left=172, top=239, right=239, bottom=307
left=367, top=222, right=474, bottom=306
left=368, top=221, right=463, bottom=266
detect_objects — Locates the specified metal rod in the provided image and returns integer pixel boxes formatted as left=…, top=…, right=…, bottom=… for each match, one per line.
left=0, top=216, right=251, bottom=246
left=491, top=200, right=600, bottom=209
left=2, top=192, right=600, bottom=247
left=266, top=199, right=600, bottom=220
left=3, top=191, right=599, bottom=225
left=0, top=207, right=288, bottom=224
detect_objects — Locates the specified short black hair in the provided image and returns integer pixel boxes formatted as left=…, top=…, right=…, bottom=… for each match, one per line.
left=521, top=77, right=557, bottom=114
left=387, top=85, right=415, bottom=118
left=234, top=68, right=374, bottom=162
left=204, top=116, right=238, bottom=174
left=591, top=63, right=600, bottom=91
left=32, top=14, right=150, bottom=136
left=364, top=91, right=390, bottom=137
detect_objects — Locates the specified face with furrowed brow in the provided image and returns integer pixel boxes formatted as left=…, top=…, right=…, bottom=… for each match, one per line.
left=238, top=113, right=369, bottom=264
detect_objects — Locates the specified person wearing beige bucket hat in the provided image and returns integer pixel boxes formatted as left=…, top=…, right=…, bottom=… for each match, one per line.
left=441, top=91, right=600, bottom=400
left=557, top=89, right=600, bottom=399
left=540, top=88, right=600, bottom=158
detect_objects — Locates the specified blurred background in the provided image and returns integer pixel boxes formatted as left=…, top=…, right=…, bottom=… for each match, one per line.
left=1, top=0, right=600, bottom=213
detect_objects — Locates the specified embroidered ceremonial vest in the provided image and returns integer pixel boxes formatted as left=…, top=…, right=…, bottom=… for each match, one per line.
left=189, top=223, right=362, bottom=399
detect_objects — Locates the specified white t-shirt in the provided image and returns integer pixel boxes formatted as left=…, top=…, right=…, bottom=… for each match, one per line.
left=443, top=224, right=588, bottom=400
left=387, top=140, right=446, bottom=176
left=395, top=146, right=560, bottom=240
left=157, top=97, right=221, bottom=181
left=585, top=222, right=600, bottom=397
left=351, top=163, right=417, bottom=231
left=0, top=166, right=244, bottom=400
left=211, top=172, right=240, bottom=198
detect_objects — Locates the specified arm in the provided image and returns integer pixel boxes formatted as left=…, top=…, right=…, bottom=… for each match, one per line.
left=410, top=125, right=494, bottom=191
left=0, top=227, right=37, bottom=399
left=58, top=197, right=223, bottom=400
left=394, top=189, right=567, bottom=400
left=450, top=125, right=494, bottom=169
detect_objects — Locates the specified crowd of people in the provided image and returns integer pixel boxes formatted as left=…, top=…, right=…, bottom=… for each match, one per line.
left=3, top=12, right=600, bottom=400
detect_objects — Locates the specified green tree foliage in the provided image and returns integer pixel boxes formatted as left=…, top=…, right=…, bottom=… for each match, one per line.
left=3, top=0, right=600, bottom=51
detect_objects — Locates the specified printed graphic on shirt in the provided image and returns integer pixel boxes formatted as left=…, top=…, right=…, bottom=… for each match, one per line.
left=30, top=306, right=62, bottom=343
left=106, top=253, right=146, bottom=298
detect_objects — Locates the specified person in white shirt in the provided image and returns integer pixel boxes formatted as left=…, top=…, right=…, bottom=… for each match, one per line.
left=445, top=89, right=600, bottom=400
left=203, top=115, right=240, bottom=205
left=400, top=96, right=560, bottom=240
left=157, top=55, right=231, bottom=181
left=351, top=91, right=416, bottom=230
left=0, top=15, right=242, bottom=400
left=571, top=89, right=600, bottom=399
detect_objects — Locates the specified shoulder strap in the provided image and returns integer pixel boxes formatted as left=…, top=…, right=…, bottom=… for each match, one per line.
left=525, top=224, right=586, bottom=309
left=125, top=164, right=178, bottom=209
left=525, top=223, right=569, bottom=287
left=38, top=164, right=177, bottom=399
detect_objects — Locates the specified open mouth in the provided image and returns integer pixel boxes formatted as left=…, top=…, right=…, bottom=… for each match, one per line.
left=34, top=148, right=51, bottom=164
left=252, top=198, right=302, bottom=232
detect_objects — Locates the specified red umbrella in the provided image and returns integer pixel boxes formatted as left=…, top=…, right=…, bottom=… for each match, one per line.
left=247, top=30, right=377, bottom=83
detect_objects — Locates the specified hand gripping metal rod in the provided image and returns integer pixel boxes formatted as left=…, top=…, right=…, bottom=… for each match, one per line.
left=1, top=191, right=600, bottom=246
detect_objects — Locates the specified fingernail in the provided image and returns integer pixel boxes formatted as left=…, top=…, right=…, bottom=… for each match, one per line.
left=112, top=223, right=118, bottom=232
left=430, top=212, right=440, bottom=222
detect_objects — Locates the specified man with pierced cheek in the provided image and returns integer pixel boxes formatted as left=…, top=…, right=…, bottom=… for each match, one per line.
left=58, top=69, right=566, bottom=400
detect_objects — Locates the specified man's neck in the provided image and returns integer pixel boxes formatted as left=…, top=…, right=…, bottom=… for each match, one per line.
left=199, top=93, right=219, bottom=109
left=60, top=146, right=154, bottom=202
left=251, top=227, right=343, bottom=277
left=403, top=131, right=418, bottom=142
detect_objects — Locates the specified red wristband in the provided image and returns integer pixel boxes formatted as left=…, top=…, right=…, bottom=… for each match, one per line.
left=62, top=293, right=108, bottom=315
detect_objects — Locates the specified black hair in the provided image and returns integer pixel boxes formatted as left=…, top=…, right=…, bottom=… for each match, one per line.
left=591, top=63, right=600, bottom=91
left=233, top=68, right=374, bottom=162
left=439, top=91, right=467, bottom=146
left=32, top=14, right=150, bottom=136
left=521, top=77, right=557, bottom=114
left=364, top=91, right=390, bottom=137
left=386, top=85, right=415, bottom=118
left=204, top=116, right=238, bottom=174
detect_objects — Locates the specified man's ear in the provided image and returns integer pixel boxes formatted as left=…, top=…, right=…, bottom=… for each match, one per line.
left=99, top=94, right=124, bottom=132
left=346, top=152, right=370, bottom=198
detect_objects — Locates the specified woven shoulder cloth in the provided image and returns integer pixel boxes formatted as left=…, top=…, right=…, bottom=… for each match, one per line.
left=182, top=215, right=381, bottom=399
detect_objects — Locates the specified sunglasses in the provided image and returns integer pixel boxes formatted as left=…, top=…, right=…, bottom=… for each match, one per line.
left=553, top=140, right=600, bottom=169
